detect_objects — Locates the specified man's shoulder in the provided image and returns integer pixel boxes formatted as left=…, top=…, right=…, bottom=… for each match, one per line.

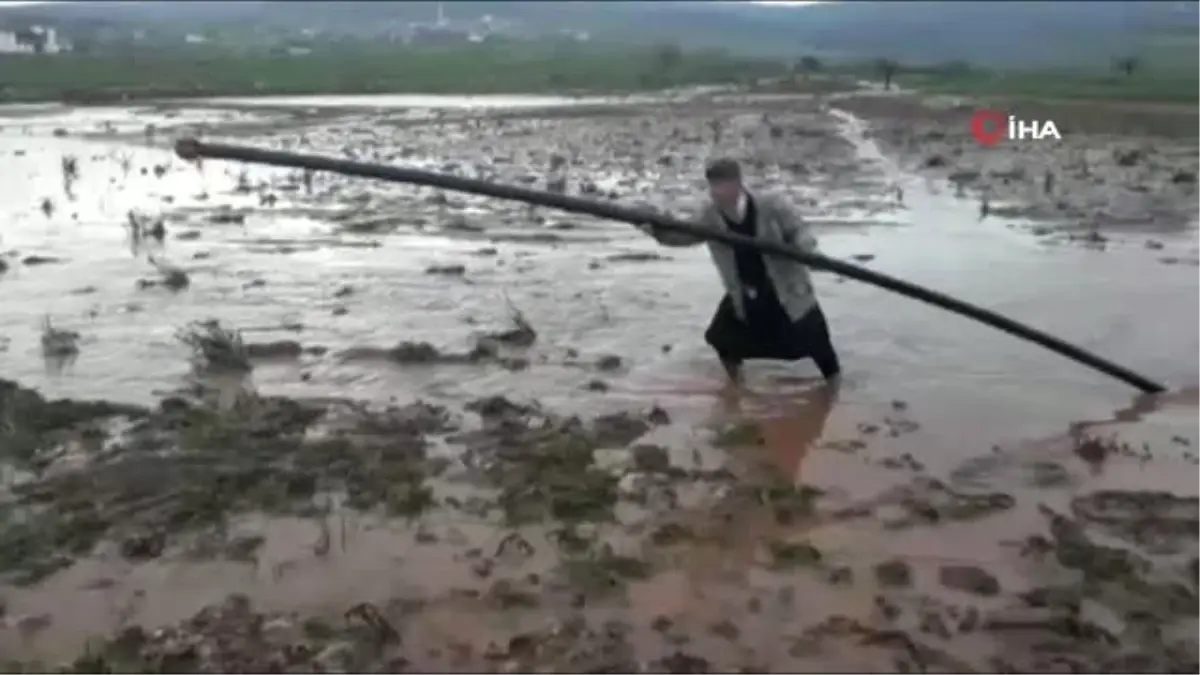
left=696, top=200, right=722, bottom=224
left=753, top=191, right=792, bottom=214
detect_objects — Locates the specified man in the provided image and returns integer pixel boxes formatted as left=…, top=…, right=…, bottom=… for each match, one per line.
left=640, top=158, right=840, bottom=385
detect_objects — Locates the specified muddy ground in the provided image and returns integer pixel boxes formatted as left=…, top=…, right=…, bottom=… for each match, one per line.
left=837, top=93, right=1200, bottom=241
left=0, top=91, right=1197, bottom=672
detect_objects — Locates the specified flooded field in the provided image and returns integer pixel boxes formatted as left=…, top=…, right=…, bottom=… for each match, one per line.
left=0, top=92, right=1197, bottom=672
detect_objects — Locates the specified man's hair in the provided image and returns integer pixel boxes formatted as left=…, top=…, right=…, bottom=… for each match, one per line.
left=704, top=158, right=742, bottom=183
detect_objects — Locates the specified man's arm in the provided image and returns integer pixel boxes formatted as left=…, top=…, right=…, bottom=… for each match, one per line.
left=641, top=224, right=706, bottom=247
left=763, top=193, right=817, bottom=253
left=634, top=204, right=714, bottom=248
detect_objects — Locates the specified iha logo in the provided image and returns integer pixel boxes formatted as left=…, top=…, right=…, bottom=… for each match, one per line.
left=970, top=110, right=1062, bottom=147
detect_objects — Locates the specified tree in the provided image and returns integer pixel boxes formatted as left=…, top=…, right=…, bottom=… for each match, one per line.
left=1112, top=56, right=1139, bottom=77
left=653, top=43, right=683, bottom=77
left=794, top=54, right=823, bottom=79
left=875, top=58, right=900, bottom=90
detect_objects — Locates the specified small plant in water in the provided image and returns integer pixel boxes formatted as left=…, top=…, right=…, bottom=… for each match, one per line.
left=177, top=319, right=251, bottom=372
left=40, top=315, right=80, bottom=357
left=61, top=154, right=79, bottom=186
left=499, top=294, right=538, bottom=347
left=148, top=255, right=189, bottom=290
left=127, top=210, right=166, bottom=241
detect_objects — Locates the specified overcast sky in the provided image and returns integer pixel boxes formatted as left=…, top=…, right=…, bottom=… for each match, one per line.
left=1, top=1, right=825, bottom=8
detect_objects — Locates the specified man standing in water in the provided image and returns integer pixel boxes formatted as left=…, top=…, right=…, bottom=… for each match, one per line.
left=640, top=158, right=841, bottom=385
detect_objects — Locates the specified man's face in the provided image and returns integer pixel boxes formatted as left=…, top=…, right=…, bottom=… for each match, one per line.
left=708, top=178, right=741, bottom=211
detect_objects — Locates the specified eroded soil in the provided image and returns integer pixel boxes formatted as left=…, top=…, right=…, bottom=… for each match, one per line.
left=0, top=90, right=1197, bottom=672
left=837, top=93, right=1200, bottom=242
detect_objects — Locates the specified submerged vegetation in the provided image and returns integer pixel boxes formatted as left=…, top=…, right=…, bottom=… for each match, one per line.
left=177, top=320, right=251, bottom=373
left=0, top=373, right=1195, bottom=671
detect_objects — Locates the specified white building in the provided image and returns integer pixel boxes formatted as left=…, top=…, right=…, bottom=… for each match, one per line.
left=0, top=25, right=70, bottom=54
left=0, top=30, right=26, bottom=53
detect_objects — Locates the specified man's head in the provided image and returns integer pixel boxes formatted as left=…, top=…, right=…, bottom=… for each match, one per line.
left=705, top=158, right=743, bottom=212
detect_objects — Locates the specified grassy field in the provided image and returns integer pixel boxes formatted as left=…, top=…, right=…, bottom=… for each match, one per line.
left=821, top=55, right=1198, bottom=138
left=899, top=69, right=1198, bottom=104
left=0, top=43, right=787, bottom=103
left=872, top=29, right=1199, bottom=105
left=0, top=38, right=1194, bottom=105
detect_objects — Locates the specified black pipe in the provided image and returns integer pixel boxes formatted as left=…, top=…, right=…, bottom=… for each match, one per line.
left=174, top=138, right=1167, bottom=394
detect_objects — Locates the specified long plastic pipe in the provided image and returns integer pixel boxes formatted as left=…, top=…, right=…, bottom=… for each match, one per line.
left=174, top=138, right=1167, bottom=394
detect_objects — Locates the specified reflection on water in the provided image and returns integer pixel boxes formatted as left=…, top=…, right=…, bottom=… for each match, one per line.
left=735, top=379, right=841, bottom=482
left=627, top=381, right=843, bottom=607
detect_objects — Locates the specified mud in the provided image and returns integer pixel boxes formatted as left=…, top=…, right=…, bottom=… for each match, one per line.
left=836, top=93, right=1200, bottom=245
left=0, top=91, right=1197, bottom=671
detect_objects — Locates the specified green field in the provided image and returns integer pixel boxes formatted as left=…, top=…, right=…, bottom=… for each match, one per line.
left=872, top=29, right=1199, bottom=104
left=898, top=69, right=1198, bottom=104
left=0, top=43, right=787, bottom=103
left=0, top=38, right=1195, bottom=105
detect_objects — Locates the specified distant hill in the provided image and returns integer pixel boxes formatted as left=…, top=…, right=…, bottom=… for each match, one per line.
left=2, top=1, right=1196, bottom=69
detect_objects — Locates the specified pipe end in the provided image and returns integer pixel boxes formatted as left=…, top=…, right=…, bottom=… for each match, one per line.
left=175, top=137, right=201, bottom=161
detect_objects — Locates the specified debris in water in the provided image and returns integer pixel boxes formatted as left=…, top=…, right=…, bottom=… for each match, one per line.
left=40, top=315, right=80, bottom=357
left=177, top=319, right=251, bottom=372
left=147, top=255, right=190, bottom=290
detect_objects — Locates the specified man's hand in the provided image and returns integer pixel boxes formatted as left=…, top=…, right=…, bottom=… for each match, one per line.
left=633, top=206, right=709, bottom=248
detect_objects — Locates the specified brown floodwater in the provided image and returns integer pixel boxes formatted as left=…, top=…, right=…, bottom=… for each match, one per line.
left=0, top=95, right=1196, bottom=668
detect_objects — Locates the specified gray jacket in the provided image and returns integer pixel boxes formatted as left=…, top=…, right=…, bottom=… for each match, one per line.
left=643, top=192, right=819, bottom=322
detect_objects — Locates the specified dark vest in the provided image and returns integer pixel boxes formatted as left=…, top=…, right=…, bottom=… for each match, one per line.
left=720, top=195, right=770, bottom=292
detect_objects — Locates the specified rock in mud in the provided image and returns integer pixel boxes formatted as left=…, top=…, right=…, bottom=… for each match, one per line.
left=938, top=564, right=1000, bottom=597
left=246, top=340, right=303, bottom=359
left=119, top=531, right=167, bottom=561
left=595, top=354, right=623, bottom=371
left=425, top=263, right=467, bottom=276
left=768, top=540, right=823, bottom=569
left=207, top=210, right=247, bottom=225
left=23, top=255, right=64, bottom=266
left=389, top=341, right=441, bottom=363
left=630, top=444, right=671, bottom=473
left=875, top=559, right=913, bottom=588
left=590, top=409, right=667, bottom=447
left=606, top=251, right=669, bottom=263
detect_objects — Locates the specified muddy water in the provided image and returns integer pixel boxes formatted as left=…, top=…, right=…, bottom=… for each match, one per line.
left=0, top=95, right=1197, bottom=668
left=2, top=100, right=1193, bottom=439
left=197, top=93, right=665, bottom=109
